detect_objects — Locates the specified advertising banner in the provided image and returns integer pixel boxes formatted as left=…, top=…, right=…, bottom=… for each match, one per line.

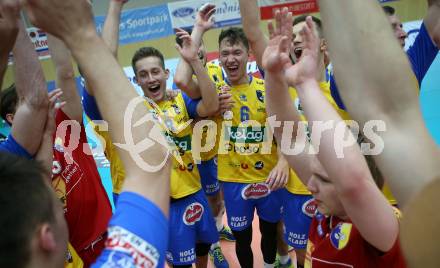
left=95, top=4, right=173, bottom=45
left=258, top=0, right=318, bottom=20
left=168, top=0, right=241, bottom=29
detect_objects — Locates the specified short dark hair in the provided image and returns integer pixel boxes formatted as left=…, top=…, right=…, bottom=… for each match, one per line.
left=0, top=152, right=56, bottom=268
left=382, top=6, right=395, bottom=16
left=0, top=84, right=18, bottom=126
left=131, top=47, right=165, bottom=75
left=218, top=27, right=249, bottom=51
left=293, top=15, right=323, bottom=38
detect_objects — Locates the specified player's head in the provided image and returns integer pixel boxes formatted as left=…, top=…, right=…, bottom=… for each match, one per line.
left=292, top=15, right=327, bottom=63
left=0, top=152, right=68, bottom=268
left=175, top=29, right=208, bottom=66
left=0, top=84, right=19, bottom=126
left=307, top=155, right=384, bottom=217
left=218, top=27, right=250, bottom=85
left=132, top=47, right=170, bottom=102
left=383, top=6, right=407, bottom=47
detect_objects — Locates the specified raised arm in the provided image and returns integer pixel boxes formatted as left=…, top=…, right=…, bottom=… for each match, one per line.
left=24, top=0, right=170, bottom=214
left=262, top=9, right=315, bottom=186
left=318, top=0, right=440, bottom=207
left=175, top=28, right=219, bottom=117
left=291, top=16, right=398, bottom=252
left=173, top=4, right=215, bottom=99
left=102, top=0, right=127, bottom=57
left=11, top=19, right=49, bottom=156
left=0, top=0, right=19, bottom=89
left=47, top=34, right=82, bottom=122
left=238, top=0, right=268, bottom=67
left=35, top=89, right=64, bottom=181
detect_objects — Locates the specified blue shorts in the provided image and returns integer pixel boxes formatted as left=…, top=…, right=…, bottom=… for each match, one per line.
left=167, top=190, right=219, bottom=265
left=197, top=157, right=220, bottom=196
left=222, top=182, right=282, bottom=231
left=279, top=189, right=314, bottom=249
left=92, top=192, right=168, bottom=268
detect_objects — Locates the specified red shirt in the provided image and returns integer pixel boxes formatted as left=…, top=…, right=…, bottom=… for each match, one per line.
left=51, top=110, right=112, bottom=255
left=305, top=213, right=407, bottom=268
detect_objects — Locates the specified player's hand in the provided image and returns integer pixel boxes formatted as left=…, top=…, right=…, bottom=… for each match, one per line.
left=46, top=89, right=65, bottom=135
left=22, top=0, right=96, bottom=45
left=266, top=156, right=289, bottom=191
left=0, top=0, right=20, bottom=56
left=261, top=8, right=294, bottom=74
left=195, top=3, right=216, bottom=32
left=165, top=89, right=178, bottom=100
left=216, top=86, right=234, bottom=116
left=175, top=28, right=199, bottom=63
left=284, top=16, right=320, bottom=88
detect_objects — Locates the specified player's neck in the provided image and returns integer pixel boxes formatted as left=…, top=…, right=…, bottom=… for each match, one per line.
left=230, top=75, right=250, bottom=86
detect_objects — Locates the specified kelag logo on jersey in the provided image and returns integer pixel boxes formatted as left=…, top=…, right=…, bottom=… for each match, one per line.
left=183, top=202, right=204, bottom=225
left=165, top=133, right=192, bottom=152
left=241, top=183, right=270, bottom=200
left=225, top=126, right=266, bottom=143
left=302, top=199, right=318, bottom=217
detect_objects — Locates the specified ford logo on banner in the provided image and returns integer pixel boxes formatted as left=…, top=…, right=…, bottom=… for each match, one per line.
left=172, top=7, right=195, bottom=18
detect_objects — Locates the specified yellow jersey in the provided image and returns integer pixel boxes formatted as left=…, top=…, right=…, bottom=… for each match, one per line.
left=149, top=92, right=202, bottom=199
left=65, top=243, right=83, bottom=268
left=215, top=76, right=278, bottom=183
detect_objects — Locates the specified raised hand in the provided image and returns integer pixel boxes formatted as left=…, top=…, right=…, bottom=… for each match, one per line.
left=22, top=0, right=95, bottom=45
left=262, top=8, right=293, bottom=73
left=0, top=0, right=20, bottom=57
left=175, top=28, right=199, bottom=63
left=284, top=16, right=321, bottom=88
left=195, top=3, right=216, bottom=32
left=46, top=89, right=66, bottom=134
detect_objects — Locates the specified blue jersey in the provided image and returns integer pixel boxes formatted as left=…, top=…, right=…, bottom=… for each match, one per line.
left=0, top=134, right=32, bottom=159
left=330, top=22, right=438, bottom=110
left=92, top=192, right=168, bottom=268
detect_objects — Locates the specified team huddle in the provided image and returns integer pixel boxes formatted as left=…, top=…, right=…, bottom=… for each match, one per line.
left=0, top=0, right=439, bottom=268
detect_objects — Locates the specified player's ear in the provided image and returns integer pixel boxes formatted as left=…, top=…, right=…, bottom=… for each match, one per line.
left=320, top=39, right=328, bottom=52
left=133, top=76, right=139, bottom=85
left=164, top=69, right=170, bottom=80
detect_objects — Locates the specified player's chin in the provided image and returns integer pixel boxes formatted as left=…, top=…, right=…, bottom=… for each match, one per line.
left=316, top=203, right=331, bottom=216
